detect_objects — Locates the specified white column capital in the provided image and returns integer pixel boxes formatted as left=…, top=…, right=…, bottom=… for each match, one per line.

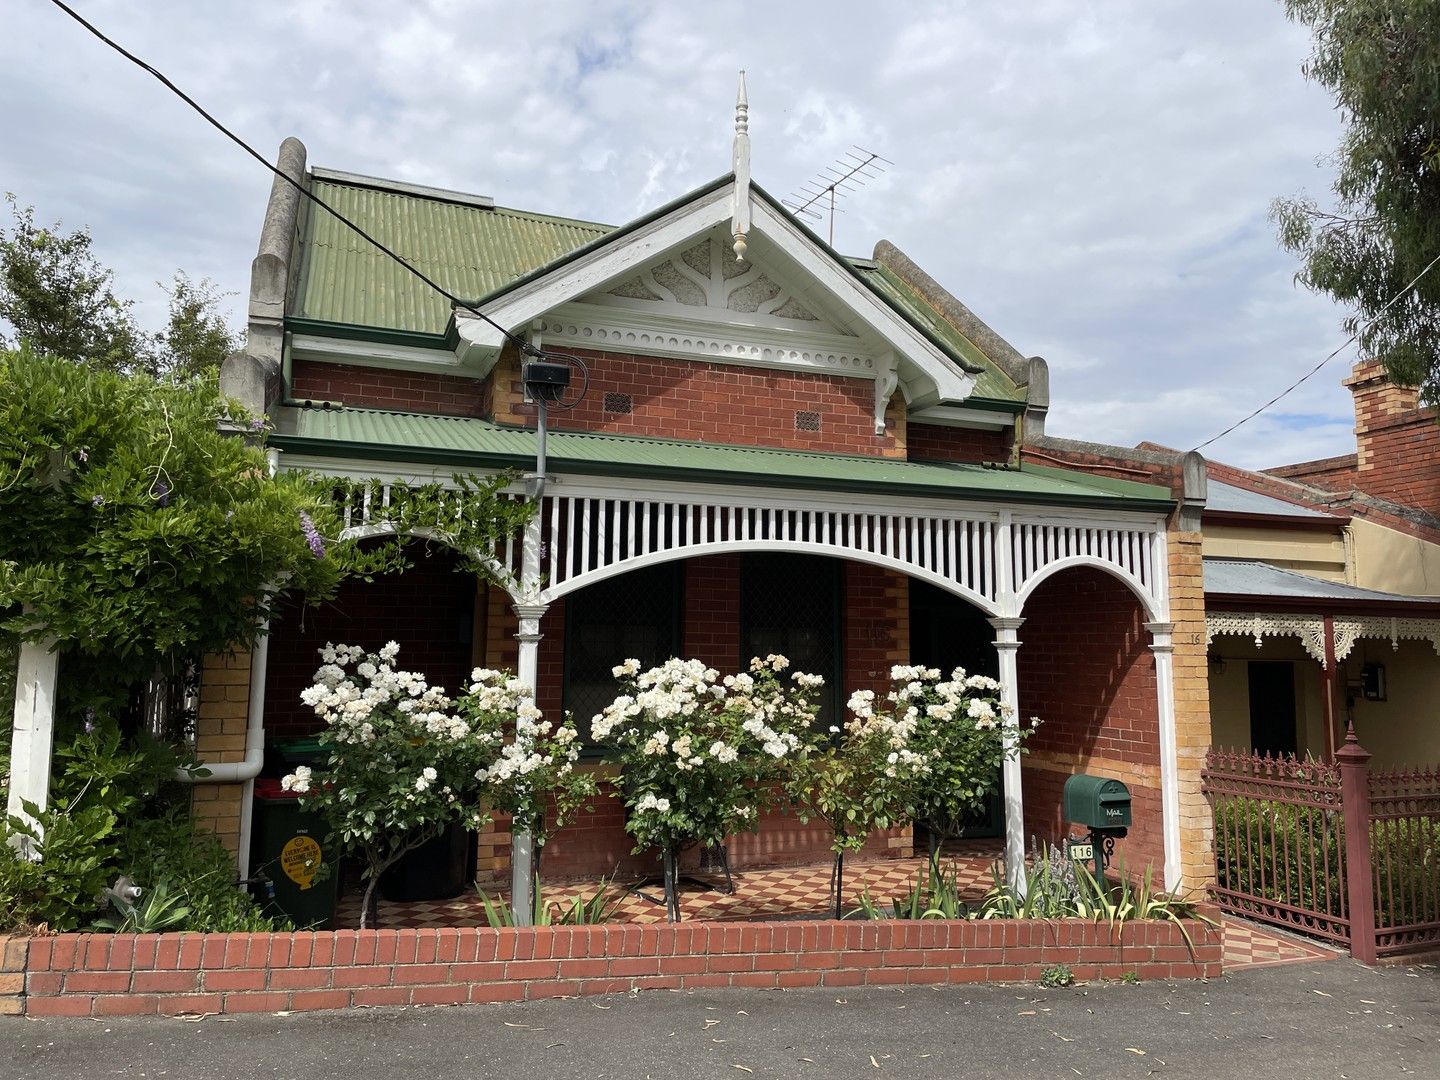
left=1146, top=620, right=1175, bottom=652
left=513, top=602, right=549, bottom=642
left=988, top=616, right=1025, bottom=645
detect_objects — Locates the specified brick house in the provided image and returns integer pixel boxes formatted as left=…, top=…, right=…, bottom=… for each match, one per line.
left=176, top=102, right=1218, bottom=896
left=1187, top=362, right=1440, bottom=767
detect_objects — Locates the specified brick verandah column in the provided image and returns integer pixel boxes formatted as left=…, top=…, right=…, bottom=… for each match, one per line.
left=1337, top=728, right=1377, bottom=965
left=190, top=650, right=253, bottom=856
left=1166, top=529, right=1215, bottom=890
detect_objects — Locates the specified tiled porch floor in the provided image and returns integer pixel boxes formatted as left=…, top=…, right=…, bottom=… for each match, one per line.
left=336, top=842, right=1003, bottom=930
left=333, top=846, right=1340, bottom=974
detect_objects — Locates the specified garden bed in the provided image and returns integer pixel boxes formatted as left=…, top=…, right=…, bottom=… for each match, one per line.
left=3, top=916, right=1222, bottom=1018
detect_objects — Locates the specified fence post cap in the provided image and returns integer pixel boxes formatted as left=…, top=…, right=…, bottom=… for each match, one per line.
left=1335, top=724, right=1371, bottom=766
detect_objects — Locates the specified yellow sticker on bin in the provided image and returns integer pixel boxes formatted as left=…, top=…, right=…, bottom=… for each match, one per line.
left=281, top=835, right=322, bottom=890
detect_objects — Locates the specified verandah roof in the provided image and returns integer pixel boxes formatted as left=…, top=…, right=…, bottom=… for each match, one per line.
left=269, top=405, right=1174, bottom=513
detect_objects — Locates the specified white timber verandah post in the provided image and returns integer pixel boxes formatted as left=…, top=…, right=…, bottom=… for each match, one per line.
left=6, top=635, right=60, bottom=854
left=1146, top=620, right=1183, bottom=892
left=989, top=618, right=1026, bottom=895
left=510, top=461, right=548, bottom=924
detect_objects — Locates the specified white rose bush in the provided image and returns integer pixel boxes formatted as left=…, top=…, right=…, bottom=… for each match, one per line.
left=460, top=668, right=596, bottom=866
left=284, top=642, right=589, bottom=928
left=591, top=655, right=822, bottom=921
left=787, top=664, right=1036, bottom=918
left=896, top=666, right=1039, bottom=872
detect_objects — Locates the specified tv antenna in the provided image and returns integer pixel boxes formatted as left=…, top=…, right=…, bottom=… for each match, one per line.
left=782, top=146, right=893, bottom=246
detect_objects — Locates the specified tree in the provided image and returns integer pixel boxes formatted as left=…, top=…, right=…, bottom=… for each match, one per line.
left=1274, top=1, right=1440, bottom=401
left=0, top=196, right=145, bottom=374
left=0, top=198, right=236, bottom=380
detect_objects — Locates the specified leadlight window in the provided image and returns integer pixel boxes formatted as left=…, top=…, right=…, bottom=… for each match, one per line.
left=564, top=563, right=682, bottom=752
left=740, top=552, right=840, bottom=726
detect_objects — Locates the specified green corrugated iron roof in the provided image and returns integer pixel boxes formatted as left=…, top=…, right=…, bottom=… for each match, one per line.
left=848, top=261, right=1020, bottom=404
left=292, top=179, right=611, bottom=332
left=271, top=406, right=1171, bottom=511
left=289, top=173, right=1022, bottom=404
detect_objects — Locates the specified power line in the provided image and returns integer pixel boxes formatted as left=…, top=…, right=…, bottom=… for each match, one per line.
left=1191, top=250, right=1440, bottom=452
left=42, top=0, right=539, bottom=358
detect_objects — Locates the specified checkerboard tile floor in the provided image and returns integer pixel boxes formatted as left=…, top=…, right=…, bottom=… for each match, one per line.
left=336, top=844, right=1003, bottom=930
left=1221, top=917, right=1341, bottom=971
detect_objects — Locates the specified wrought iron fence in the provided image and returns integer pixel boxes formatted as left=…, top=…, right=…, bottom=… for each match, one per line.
left=1203, top=749, right=1350, bottom=947
left=1203, top=738, right=1440, bottom=964
left=1369, top=764, right=1440, bottom=959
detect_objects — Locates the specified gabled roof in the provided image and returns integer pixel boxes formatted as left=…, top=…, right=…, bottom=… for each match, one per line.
left=270, top=405, right=1171, bottom=511
left=286, top=169, right=1024, bottom=406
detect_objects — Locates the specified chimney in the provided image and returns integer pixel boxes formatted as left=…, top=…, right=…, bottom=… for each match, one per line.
left=1344, top=360, right=1422, bottom=474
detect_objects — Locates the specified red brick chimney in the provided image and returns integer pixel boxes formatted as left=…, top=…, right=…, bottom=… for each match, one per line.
left=1342, top=360, right=1438, bottom=515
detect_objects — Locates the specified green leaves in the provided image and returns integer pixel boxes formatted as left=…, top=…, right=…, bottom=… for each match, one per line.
left=1277, top=0, right=1440, bottom=401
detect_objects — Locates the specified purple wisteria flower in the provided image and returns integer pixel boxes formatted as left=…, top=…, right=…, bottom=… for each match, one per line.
left=153, top=479, right=171, bottom=506
left=90, top=494, right=104, bottom=508
left=250, top=418, right=267, bottom=433
left=84, top=707, right=96, bottom=734
left=299, top=510, right=326, bottom=558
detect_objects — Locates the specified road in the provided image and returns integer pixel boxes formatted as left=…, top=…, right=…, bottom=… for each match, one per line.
left=4, top=958, right=1436, bottom=1079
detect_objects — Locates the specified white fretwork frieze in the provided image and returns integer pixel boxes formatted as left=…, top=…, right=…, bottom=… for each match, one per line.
left=1205, top=612, right=1440, bottom=665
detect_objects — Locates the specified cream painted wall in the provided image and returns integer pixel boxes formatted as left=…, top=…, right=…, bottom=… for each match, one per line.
left=1202, top=525, right=1346, bottom=579
left=1207, top=636, right=1329, bottom=759
left=1348, top=518, right=1440, bottom=596
left=1339, top=639, right=1440, bottom=768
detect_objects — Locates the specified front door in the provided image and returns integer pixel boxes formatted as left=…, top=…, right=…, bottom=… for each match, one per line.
left=1248, top=660, right=1298, bottom=757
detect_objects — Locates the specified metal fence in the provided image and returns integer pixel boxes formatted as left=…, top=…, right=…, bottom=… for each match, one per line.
left=1203, top=734, right=1440, bottom=964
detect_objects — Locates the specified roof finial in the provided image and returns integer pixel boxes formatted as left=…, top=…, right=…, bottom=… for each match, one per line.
left=731, top=70, right=752, bottom=261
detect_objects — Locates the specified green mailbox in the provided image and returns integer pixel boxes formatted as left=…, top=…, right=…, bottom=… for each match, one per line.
left=1063, top=774, right=1132, bottom=830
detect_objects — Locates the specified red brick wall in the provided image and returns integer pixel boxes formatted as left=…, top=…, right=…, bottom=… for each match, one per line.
left=684, top=555, right=741, bottom=667
left=907, top=422, right=1010, bottom=464
left=291, top=359, right=486, bottom=417
left=843, top=563, right=909, bottom=700
left=1264, top=454, right=1358, bottom=493
left=490, top=347, right=905, bottom=458
left=1015, top=568, right=1164, bottom=875
left=263, top=545, right=477, bottom=739
left=1345, top=362, right=1440, bottom=516
left=10, top=919, right=1223, bottom=1017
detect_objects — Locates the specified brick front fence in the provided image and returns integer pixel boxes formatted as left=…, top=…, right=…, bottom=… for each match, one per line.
left=2, top=918, right=1221, bottom=1018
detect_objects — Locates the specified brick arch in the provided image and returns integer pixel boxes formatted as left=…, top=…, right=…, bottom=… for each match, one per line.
left=1014, top=566, right=1166, bottom=877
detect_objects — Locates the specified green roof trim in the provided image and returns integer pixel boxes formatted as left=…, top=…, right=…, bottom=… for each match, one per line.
left=284, top=316, right=457, bottom=352
left=269, top=407, right=1173, bottom=512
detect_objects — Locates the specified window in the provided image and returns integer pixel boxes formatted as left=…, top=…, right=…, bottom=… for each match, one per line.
left=564, top=564, right=682, bottom=751
left=740, top=553, right=840, bottom=726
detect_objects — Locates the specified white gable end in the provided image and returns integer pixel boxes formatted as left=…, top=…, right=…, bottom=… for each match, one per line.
left=452, top=177, right=977, bottom=415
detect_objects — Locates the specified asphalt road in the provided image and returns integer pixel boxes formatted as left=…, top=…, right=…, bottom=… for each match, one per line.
left=4, top=958, right=1436, bottom=1080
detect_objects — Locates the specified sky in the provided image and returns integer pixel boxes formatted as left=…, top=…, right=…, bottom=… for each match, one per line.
left=2, top=0, right=1357, bottom=469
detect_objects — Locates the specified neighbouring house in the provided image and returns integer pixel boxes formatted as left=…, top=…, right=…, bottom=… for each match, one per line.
left=159, top=91, right=1221, bottom=895
left=1178, top=361, right=1440, bottom=768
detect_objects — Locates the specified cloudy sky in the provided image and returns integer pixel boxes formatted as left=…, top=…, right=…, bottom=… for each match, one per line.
left=3, top=0, right=1355, bottom=468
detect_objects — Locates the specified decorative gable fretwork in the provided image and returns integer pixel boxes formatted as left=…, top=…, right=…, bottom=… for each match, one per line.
left=603, top=236, right=826, bottom=324
left=545, top=228, right=886, bottom=387
left=1205, top=612, right=1440, bottom=666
